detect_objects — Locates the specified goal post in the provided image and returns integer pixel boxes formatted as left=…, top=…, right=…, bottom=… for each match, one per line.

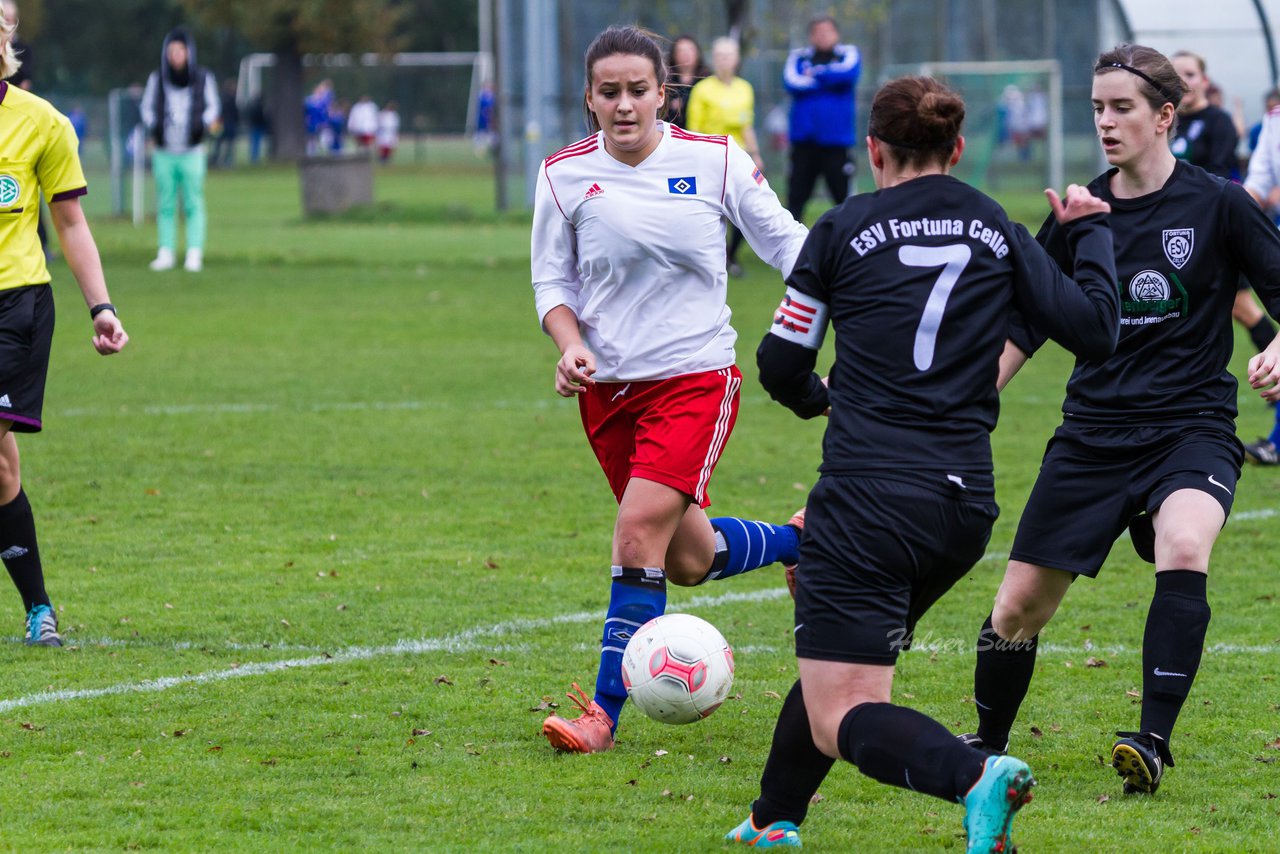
left=884, top=60, right=1064, bottom=195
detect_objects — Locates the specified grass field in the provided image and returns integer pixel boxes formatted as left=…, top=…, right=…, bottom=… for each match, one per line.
left=0, top=149, right=1276, bottom=851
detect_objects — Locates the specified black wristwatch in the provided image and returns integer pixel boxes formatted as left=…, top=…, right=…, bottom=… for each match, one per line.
left=89, top=302, right=116, bottom=320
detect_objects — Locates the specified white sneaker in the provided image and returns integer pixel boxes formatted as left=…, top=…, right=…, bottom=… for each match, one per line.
left=183, top=248, right=203, bottom=272
left=149, top=248, right=176, bottom=271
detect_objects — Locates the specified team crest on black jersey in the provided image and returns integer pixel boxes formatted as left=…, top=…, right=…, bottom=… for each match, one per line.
left=1121, top=268, right=1187, bottom=327
left=1129, top=270, right=1170, bottom=301
left=1162, top=228, right=1194, bottom=269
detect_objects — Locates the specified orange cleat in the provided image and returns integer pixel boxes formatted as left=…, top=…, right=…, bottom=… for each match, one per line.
left=542, top=683, right=616, bottom=753
left=783, top=507, right=805, bottom=599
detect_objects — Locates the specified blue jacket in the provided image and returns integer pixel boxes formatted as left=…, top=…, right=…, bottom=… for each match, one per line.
left=783, top=43, right=860, bottom=147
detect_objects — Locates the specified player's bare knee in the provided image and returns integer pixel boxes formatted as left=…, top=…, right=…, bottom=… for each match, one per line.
left=991, top=591, right=1047, bottom=641
left=1157, top=529, right=1212, bottom=570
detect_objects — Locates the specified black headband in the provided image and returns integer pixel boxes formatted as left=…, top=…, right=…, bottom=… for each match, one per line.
left=1100, top=62, right=1179, bottom=104
left=873, top=133, right=955, bottom=151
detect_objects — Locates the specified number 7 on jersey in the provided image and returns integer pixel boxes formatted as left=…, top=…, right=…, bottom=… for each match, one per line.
left=899, top=244, right=972, bottom=371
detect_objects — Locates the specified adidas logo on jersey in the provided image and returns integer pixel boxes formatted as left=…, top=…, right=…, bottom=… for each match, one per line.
left=584, top=182, right=604, bottom=200
left=0, top=394, right=11, bottom=407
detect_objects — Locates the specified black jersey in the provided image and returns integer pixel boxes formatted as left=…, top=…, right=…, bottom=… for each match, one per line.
left=757, top=174, right=1118, bottom=482
left=1013, top=161, right=1280, bottom=423
left=1171, top=106, right=1238, bottom=179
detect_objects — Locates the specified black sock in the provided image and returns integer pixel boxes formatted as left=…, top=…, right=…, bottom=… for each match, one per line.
left=1140, top=570, right=1210, bottom=744
left=837, top=701, right=986, bottom=802
left=751, top=680, right=835, bottom=826
left=1249, top=315, right=1277, bottom=352
left=973, top=612, right=1038, bottom=750
left=0, top=489, right=47, bottom=612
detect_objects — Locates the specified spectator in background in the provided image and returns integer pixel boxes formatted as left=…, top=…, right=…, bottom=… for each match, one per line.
left=210, top=78, right=239, bottom=168
left=687, top=37, right=764, bottom=278
left=376, top=100, right=399, bottom=164
left=473, top=81, right=495, bottom=156
left=141, top=27, right=219, bottom=273
left=664, top=35, right=707, bottom=129
left=782, top=15, right=860, bottom=223
left=327, top=98, right=347, bottom=153
left=348, top=94, right=378, bottom=152
left=1248, top=88, right=1280, bottom=153
left=304, top=80, right=333, bottom=155
left=67, top=104, right=87, bottom=151
left=246, top=94, right=269, bottom=163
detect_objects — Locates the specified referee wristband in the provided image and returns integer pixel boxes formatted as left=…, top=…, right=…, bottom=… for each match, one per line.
left=89, top=302, right=116, bottom=320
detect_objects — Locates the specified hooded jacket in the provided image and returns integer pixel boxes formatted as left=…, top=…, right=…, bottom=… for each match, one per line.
left=140, top=28, right=219, bottom=152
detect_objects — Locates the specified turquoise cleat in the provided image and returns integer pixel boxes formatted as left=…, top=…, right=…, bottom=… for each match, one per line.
left=724, top=814, right=802, bottom=848
left=24, top=603, right=61, bottom=647
left=962, top=754, right=1035, bottom=853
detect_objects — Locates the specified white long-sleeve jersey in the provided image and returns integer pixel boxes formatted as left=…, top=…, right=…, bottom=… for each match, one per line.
left=531, top=123, right=808, bottom=382
left=1246, top=105, right=1280, bottom=202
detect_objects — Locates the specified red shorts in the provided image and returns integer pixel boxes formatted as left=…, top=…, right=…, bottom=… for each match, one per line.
left=579, top=366, right=742, bottom=508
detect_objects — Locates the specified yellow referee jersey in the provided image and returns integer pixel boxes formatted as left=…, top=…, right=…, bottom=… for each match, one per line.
left=0, top=82, right=87, bottom=290
left=685, top=76, right=755, bottom=147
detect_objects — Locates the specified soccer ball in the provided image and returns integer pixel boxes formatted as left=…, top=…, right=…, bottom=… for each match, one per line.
left=621, top=613, right=735, bottom=724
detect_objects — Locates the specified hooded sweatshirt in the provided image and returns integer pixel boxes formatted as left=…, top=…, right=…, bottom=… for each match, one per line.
left=140, top=28, right=219, bottom=153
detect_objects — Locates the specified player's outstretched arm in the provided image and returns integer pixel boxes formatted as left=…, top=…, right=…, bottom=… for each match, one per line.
left=49, top=198, right=127, bottom=355
left=543, top=304, right=595, bottom=397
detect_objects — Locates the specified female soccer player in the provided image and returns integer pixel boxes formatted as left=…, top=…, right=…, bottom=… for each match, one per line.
left=0, top=12, right=128, bottom=644
left=531, top=26, right=809, bottom=754
left=663, top=35, right=707, bottom=130
left=726, top=75, right=1119, bottom=851
left=967, top=44, right=1280, bottom=797
left=687, top=37, right=765, bottom=277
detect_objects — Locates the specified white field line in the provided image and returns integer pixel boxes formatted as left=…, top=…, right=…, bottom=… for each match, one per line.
left=0, top=588, right=788, bottom=714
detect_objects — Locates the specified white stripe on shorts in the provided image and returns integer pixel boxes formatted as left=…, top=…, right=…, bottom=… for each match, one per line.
left=695, top=368, right=741, bottom=504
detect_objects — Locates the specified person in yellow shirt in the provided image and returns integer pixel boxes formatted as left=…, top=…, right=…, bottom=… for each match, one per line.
left=687, top=37, right=766, bottom=277
left=0, top=11, right=128, bottom=645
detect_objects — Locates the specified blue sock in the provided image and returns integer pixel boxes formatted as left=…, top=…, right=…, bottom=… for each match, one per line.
left=1269, top=405, right=1280, bottom=447
left=594, top=567, right=666, bottom=732
left=706, top=517, right=800, bottom=581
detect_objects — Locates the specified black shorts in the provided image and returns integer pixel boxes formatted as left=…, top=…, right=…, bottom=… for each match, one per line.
left=793, top=473, right=999, bottom=666
left=0, top=285, right=54, bottom=433
left=1010, top=419, right=1242, bottom=576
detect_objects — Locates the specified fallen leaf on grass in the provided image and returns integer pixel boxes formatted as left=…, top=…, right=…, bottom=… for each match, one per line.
left=433, top=675, right=453, bottom=686
left=1030, top=726, right=1043, bottom=738
left=488, top=658, right=508, bottom=667
left=19, top=722, right=44, bottom=731
left=1263, top=793, right=1277, bottom=800
left=412, top=728, right=432, bottom=737
left=718, top=755, right=732, bottom=764
left=810, top=793, right=825, bottom=805
left=1097, top=794, right=1110, bottom=804
left=1085, top=657, right=1107, bottom=668
left=1266, top=737, right=1280, bottom=750
left=130, top=781, right=146, bottom=788
left=1125, top=690, right=1141, bottom=698
left=280, top=619, right=292, bottom=628
left=207, top=745, right=222, bottom=753
left=661, top=788, right=673, bottom=798
left=172, top=729, right=189, bottom=737
left=528, top=697, right=558, bottom=712
left=763, top=691, right=782, bottom=700
left=485, top=559, right=500, bottom=569
left=654, top=749, right=669, bottom=757
left=260, top=758, right=277, bottom=766
left=464, top=743, right=482, bottom=755
left=626, top=779, right=637, bottom=786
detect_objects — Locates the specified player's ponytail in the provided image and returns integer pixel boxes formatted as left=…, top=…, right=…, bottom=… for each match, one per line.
left=0, top=6, right=22, bottom=82
left=583, top=25, right=668, bottom=134
left=868, top=76, right=965, bottom=169
left=1094, top=45, right=1185, bottom=132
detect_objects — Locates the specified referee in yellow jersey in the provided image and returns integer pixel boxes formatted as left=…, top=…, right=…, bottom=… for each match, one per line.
left=687, top=37, right=767, bottom=277
left=0, top=11, right=127, bottom=645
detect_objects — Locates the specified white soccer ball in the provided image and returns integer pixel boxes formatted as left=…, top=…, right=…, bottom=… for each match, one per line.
left=621, top=613, right=735, bottom=724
